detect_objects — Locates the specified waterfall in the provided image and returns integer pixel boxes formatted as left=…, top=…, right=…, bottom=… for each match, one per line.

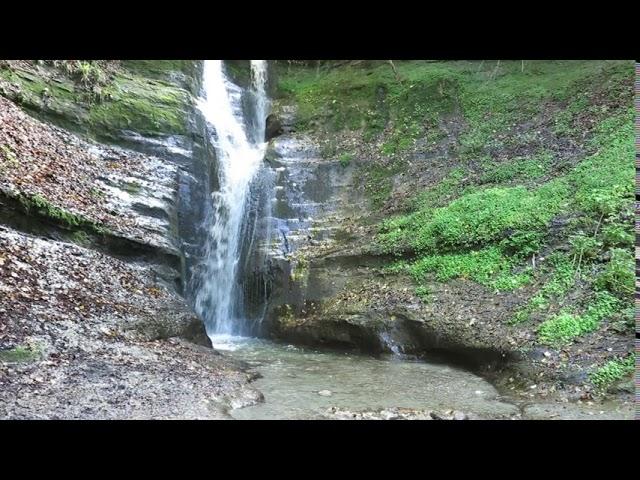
left=249, top=60, right=268, bottom=144
left=193, top=60, right=269, bottom=339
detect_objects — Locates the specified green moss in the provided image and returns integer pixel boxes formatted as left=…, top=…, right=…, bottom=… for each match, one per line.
left=25, top=193, right=85, bottom=227
left=89, top=72, right=190, bottom=136
left=122, top=181, right=142, bottom=194
left=121, top=60, right=193, bottom=79
left=589, top=355, right=635, bottom=391
left=69, top=230, right=91, bottom=247
left=537, top=291, right=619, bottom=345
left=18, top=193, right=109, bottom=236
left=339, top=152, right=354, bottom=167
left=0, top=345, right=42, bottom=363
left=224, top=61, right=252, bottom=88
left=1, top=61, right=196, bottom=138
left=0, top=65, right=79, bottom=113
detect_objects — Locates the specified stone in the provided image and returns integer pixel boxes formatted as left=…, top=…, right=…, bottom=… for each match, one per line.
left=265, top=114, right=283, bottom=141
left=317, top=390, right=332, bottom=397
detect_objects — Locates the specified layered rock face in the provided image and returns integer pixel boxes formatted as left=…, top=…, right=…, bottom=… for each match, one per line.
left=0, top=60, right=260, bottom=419
left=259, top=117, right=514, bottom=368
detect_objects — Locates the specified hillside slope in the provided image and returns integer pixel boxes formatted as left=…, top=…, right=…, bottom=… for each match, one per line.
left=264, top=60, right=635, bottom=404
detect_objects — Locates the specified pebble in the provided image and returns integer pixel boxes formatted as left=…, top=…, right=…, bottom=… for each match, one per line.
left=453, top=411, right=467, bottom=420
left=318, top=390, right=332, bottom=397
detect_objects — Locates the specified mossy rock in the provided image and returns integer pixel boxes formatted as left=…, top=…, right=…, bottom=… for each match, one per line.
left=89, top=71, right=192, bottom=137
left=225, top=60, right=252, bottom=88
left=1, top=61, right=196, bottom=139
left=121, top=60, right=201, bottom=94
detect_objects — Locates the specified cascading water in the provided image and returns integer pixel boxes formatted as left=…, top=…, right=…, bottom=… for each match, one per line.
left=193, top=60, right=269, bottom=341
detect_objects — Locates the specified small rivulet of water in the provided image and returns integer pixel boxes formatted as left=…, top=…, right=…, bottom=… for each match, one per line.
left=193, top=60, right=269, bottom=340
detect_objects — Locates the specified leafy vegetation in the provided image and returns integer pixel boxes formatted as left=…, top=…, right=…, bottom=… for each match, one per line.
left=594, top=248, right=634, bottom=297
left=410, top=167, right=465, bottom=210
left=509, top=253, right=576, bottom=324
left=571, top=110, right=634, bottom=217
left=278, top=61, right=631, bottom=157
left=314, top=60, right=634, bottom=355
left=374, top=104, right=632, bottom=308
left=400, top=246, right=532, bottom=292
left=414, top=285, right=431, bottom=302
left=378, top=181, right=569, bottom=256
left=480, top=152, right=551, bottom=184
left=537, top=292, right=619, bottom=346
left=589, top=355, right=635, bottom=391
left=277, top=60, right=460, bottom=150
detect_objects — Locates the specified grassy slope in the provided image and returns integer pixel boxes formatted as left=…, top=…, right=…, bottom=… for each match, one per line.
left=276, top=60, right=635, bottom=392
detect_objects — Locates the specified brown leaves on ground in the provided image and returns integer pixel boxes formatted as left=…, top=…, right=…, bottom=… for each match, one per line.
left=0, top=226, right=169, bottom=347
left=0, top=96, right=123, bottom=227
left=0, top=95, right=178, bottom=248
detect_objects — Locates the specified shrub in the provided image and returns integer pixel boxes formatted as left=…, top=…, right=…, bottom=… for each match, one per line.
left=589, top=355, right=635, bottom=391
left=594, top=248, right=634, bottom=297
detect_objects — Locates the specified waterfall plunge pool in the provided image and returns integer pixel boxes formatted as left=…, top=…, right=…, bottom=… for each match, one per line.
left=209, top=336, right=633, bottom=420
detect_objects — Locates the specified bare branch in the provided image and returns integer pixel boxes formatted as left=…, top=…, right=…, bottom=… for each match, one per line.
left=388, top=60, right=401, bottom=81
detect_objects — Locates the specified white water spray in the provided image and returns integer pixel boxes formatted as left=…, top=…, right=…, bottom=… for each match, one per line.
left=193, top=60, right=269, bottom=339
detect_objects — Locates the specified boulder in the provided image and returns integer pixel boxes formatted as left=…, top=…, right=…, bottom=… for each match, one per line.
left=265, top=114, right=283, bottom=141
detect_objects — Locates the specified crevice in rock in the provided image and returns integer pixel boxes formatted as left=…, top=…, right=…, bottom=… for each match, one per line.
left=0, top=191, right=183, bottom=288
